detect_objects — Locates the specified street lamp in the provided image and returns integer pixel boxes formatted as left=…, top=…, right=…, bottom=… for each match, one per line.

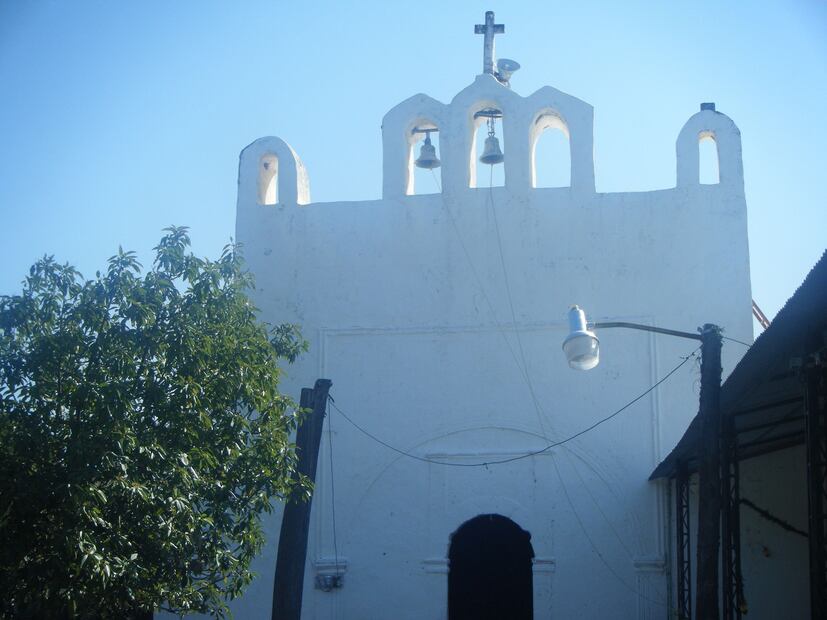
left=562, top=306, right=600, bottom=370
left=563, top=305, right=724, bottom=619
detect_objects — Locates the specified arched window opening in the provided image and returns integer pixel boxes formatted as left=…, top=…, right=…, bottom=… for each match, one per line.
left=698, top=131, right=719, bottom=185
left=448, top=514, right=534, bottom=620
left=258, top=154, right=278, bottom=205
left=409, top=123, right=442, bottom=195
left=531, top=112, right=570, bottom=188
left=471, top=108, right=505, bottom=188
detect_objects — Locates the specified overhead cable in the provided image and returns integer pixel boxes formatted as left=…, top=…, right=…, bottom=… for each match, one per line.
left=327, top=347, right=699, bottom=468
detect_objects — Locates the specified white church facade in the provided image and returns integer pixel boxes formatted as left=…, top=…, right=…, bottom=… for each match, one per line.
left=221, top=12, right=759, bottom=619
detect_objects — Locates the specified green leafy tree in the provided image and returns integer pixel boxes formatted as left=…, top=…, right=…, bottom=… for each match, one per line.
left=0, top=227, right=308, bottom=618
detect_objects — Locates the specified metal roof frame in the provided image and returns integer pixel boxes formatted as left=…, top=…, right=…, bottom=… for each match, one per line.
left=651, top=250, right=827, bottom=480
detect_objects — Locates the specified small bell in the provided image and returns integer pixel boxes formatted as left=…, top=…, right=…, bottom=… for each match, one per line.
left=414, top=134, right=441, bottom=169
left=479, top=135, right=504, bottom=165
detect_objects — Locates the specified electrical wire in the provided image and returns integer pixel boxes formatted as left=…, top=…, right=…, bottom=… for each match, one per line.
left=486, top=164, right=550, bottom=440
left=430, top=168, right=441, bottom=192
left=722, top=335, right=752, bottom=348
left=442, top=152, right=742, bottom=612
left=438, top=170, right=538, bottom=410
left=550, top=453, right=670, bottom=608
left=429, top=155, right=689, bottom=611
left=482, top=162, right=671, bottom=610
left=739, top=497, right=808, bottom=538
left=430, top=156, right=690, bottom=610
left=394, top=131, right=739, bottom=612
left=327, top=347, right=698, bottom=468
left=326, top=399, right=341, bottom=575
left=563, top=448, right=637, bottom=561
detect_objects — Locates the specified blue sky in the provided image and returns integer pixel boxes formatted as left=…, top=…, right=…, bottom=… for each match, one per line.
left=1, top=1, right=825, bottom=328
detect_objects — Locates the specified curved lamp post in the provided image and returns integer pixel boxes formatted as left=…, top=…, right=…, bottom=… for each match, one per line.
left=563, top=305, right=723, bottom=619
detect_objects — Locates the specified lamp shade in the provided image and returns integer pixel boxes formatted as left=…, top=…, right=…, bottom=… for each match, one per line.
left=563, top=306, right=599, bottom=370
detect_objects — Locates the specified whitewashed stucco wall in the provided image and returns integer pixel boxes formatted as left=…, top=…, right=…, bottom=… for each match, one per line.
left=178, top=76, right=753, bottom=620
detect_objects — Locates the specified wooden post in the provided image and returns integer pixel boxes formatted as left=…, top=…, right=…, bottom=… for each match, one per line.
left=695, top=325, right=723, bottom=619
left=272, top=378, right=333, bottom=620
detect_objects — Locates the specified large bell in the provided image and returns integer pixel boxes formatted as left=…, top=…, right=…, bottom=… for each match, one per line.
left=414, top=135, right=441, bottom=169
left=479, top=135, right=504, bottom=165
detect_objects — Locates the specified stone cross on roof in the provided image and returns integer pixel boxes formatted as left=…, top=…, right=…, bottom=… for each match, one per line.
left=474, top=10, right=504, bottom=76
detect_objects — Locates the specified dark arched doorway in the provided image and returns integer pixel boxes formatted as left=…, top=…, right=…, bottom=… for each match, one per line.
left=448, top=514, right=534, bottom=620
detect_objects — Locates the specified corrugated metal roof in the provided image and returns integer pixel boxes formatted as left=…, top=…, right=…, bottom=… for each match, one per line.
left=650, top=249, right=827, bottom=480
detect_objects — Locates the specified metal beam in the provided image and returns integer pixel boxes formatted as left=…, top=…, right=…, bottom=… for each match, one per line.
left=739, top=430, right=806, bottom=452
left=734, top=414, right=805, bottom=436
left=730, top=396, right=803, bottom=417
left=675, top=464, right=692, bottom=620
left=591, top=321, right=702, bottom=341
left=721, top=416, right=744, bottom=619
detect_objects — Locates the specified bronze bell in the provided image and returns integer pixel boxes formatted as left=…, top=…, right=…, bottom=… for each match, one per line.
left=414, top=135, right=441, bottom=169
left=479, top=135, right=504, bottom=165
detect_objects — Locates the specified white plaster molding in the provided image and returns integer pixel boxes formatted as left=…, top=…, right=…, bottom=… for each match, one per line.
left=422, top=558, right=449, bottom=574
left=424, top=449, right=553, bottom=460
left=532, top=557, right=556, bottom=573
left=421, top=557, right=555, bottom=574
left=313, top=556, right=348, bottom=576
left=632, top=555, right=666, bottom=573
left=318, top=320, right=570, bottom=380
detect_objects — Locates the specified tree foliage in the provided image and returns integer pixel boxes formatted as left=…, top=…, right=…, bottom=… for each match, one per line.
left=0, top=227, right=308, bottom=618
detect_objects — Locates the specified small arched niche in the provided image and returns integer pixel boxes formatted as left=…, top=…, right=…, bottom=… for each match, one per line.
left=676, top=106, right=742, bottom=191
left=531, top=111, right=571, bottom=188
left=471, top=107, right=506, bottom=189
left=258, top=154, right=278, bottom=205
left=698, top=131, right=719, bottom=185
left=408, top=121, right=443, bottom=195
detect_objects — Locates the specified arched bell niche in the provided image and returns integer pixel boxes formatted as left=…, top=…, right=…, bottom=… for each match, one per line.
left=409, top=120, right=444, bottom=195
left=531, top=110, right=571, bottom=188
